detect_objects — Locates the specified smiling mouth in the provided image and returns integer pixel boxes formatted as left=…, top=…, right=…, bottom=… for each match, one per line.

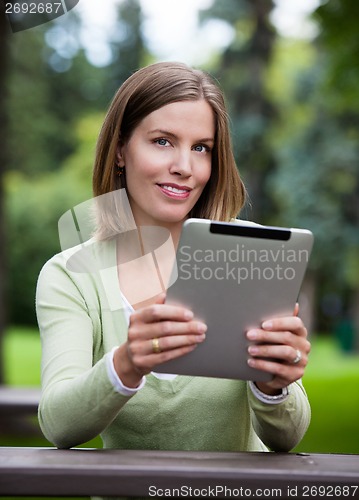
left=157, top=184, right=192, bottom=198
left=159, top=184, right=190, bottom=194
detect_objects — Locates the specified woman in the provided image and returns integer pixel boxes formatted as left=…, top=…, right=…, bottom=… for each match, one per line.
left=36, top=62, right=310, bottom=452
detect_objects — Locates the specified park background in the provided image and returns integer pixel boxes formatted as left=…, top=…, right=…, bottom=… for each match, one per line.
left=0, top=0, right=358, bottom=467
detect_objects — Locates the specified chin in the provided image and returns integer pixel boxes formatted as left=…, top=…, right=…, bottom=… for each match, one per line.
left=155, top=211, right=188, bottom=225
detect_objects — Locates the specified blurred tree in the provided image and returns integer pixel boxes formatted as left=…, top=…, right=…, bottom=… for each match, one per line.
left=200, top=0, right=277, bottom=223
left=3, top=18, right=109, bottom=327
left=6, top=29, right=60, bottom=175
left=6, top=21, right=109, bottom=175
left=0, top=1, right=9, bottom=382
left=314, top=0, right=359, bottom=114
left=313, top=0, right=359, bottom=342
left=267, top=2, right=359, bottom=336
left=4, top=0, right=148, bottom=325
left=107, top=0, right=148, bottom=94
left=5, top=1, right=148, bottom=178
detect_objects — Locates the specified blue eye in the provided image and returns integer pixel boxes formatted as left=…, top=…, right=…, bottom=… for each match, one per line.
left=193, top=144, right=210, bottom=153
left=155, top=138, right=170, bottom=146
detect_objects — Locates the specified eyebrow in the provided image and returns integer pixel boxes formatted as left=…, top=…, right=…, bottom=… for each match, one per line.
left=148, top=129, right=215, bottom=143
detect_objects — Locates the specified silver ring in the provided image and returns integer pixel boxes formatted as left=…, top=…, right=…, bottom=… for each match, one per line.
left=292, top=349, right=302, bottom=365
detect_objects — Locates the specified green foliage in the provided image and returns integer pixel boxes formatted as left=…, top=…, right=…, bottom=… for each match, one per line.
left=5, top=168, right=91, bottom=324
left=200, top=0, right=277, bottom=223
left=4, top=113, right=102, bottom=324
left=3, top=0, right=149, bottom=328
left=6, top=28, right=58, bottom=174
left=61, top=112, right=105, bottom=180
left=6, top=23, right=109, bottom=176
left=265, top=33, right=359, bottom=322
left=314, top=0, right=359, bottom=113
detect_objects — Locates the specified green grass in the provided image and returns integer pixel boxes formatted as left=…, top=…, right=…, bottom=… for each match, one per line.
left=3, top=326, right=42, bottom=386
left=3, top=327, right=359, bottom=454
left=294, top=336, right=359, bottom=454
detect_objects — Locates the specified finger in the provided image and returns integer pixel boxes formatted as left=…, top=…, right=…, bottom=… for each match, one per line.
left=129, top=319, right=207, bottom=343
left=261, top=316, right=307, bottom=337
left=130, top=302, right=194, bottom=325
left=248, top=344, right=308, bottom=367
left=247, top=329, right=310, bottom=352
left=148, top=331, right=206, bottom=355
left=293, top=303, right=299, bottom=317
left=248, top=356, right=305, bottom=385
left=133, top=343, right=199, bottom=373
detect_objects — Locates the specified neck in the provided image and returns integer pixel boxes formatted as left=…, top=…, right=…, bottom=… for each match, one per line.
left=167, top=222, right=183, bottom=251
left=132, top=217, right=184, bottom=252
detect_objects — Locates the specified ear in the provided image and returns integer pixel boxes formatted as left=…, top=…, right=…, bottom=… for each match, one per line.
left=116, top=141, right=126, bottom=167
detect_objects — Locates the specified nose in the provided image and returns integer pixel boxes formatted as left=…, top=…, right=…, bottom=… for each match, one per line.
left=169, top=148, right=192, bottom=177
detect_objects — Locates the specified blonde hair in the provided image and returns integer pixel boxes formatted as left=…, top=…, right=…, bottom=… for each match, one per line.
left=93, top=61, right=246, bottom=239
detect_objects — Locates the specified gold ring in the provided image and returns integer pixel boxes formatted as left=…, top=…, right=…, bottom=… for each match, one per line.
left=292, top=349, right=302, bottom=365
left=152, top=338, right=161, bottom=354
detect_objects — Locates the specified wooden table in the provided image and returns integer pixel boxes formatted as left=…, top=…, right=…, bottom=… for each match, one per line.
left=0, top=447, right=358, bottom=498
left=0, top=387, right=41, bottom=416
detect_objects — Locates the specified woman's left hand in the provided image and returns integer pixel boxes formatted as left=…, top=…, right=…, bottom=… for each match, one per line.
left=246, top=305, right=310, bottom=395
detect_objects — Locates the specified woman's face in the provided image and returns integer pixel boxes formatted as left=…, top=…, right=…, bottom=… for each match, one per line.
left=118, top=99, right=215, bottom=229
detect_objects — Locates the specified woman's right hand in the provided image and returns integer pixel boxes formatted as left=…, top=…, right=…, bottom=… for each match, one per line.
left=113, top=293, right=207, bottom=388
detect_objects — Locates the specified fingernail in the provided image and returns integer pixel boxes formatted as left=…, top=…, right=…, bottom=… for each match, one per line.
left=184, top=310, right=194, bottom=320
left=262, top=320, right=273, bottom=330
left=197, top=322, right=207, bottom=334
left=247, top=330, right=258, bottom=340
left=196, top=333, right=206, bottom=342
left=248, top=346, right=259, bottom=355
left=247, top=358, right=256, bottom=367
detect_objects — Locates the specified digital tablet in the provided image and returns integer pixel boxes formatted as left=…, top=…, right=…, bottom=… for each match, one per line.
left=158, top=218, right=314, bottom=381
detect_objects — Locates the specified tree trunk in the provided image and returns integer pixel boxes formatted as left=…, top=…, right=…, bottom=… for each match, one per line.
left=0, top=4, right=10, bottom=383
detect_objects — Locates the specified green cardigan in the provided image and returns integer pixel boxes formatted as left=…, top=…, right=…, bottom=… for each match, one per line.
left=36, top=237, right=310, bottom=452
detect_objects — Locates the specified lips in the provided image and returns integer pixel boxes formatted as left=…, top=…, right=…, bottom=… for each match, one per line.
left=157, top=183, right=192, bottom=199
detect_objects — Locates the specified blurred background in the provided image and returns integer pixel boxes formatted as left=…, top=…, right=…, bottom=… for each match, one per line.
left=0, top=0, right=358, bottom=462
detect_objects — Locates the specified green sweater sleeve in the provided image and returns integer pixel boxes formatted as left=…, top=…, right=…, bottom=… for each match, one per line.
left=36, top=252, right=131, bottom=449
left=247, top=380, right=311, bottom=451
